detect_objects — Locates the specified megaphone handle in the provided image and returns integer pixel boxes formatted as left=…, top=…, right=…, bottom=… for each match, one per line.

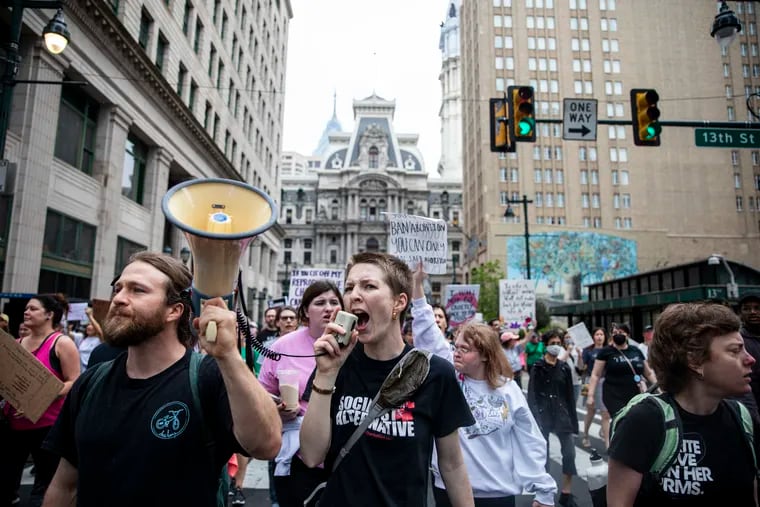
left=206, top=321, right=217, bottom=342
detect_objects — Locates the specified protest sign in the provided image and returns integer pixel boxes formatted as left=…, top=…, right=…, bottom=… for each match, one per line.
left=499, top=279, right=536, bottom=326
left=387, top=213, right=448, bottom=274
left=443, top=285, right=480, bottom=327
left=566, top=322, right=593, bottom=349
left=287, top=268, right=345, bottom=308
left=0, top=329, right=63, bottom=423
left=67, top=302, right=88, bottom=322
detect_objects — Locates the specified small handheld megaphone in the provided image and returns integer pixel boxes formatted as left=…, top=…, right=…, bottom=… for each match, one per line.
left=162, top=178, right=277, bottom=341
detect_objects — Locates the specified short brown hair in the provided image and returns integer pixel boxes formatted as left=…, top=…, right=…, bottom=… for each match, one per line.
left=649, top=302, right=741, bottom=394
left=346, top=252, right=412, bottom=321
left=126, top=251, right=194, bottom=348
left=458, top=321, right=513, bottom=389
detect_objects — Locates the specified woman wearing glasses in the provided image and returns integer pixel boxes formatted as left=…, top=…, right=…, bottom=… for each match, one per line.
left=411, top=265, right=556, bottom=507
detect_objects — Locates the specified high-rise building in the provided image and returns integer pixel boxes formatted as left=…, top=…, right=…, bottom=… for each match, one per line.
left=0, top=0, right=290, bottom=320
left=460, top=0, right=760, bottom=300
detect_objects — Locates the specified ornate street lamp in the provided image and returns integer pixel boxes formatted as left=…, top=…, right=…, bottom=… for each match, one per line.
left=711, top=1, right=742, bottom=51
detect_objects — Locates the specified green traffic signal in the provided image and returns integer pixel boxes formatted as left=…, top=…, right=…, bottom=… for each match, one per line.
left=519, top=118, right=535, bottom=136
left=644, top=121, right=662, bottom=139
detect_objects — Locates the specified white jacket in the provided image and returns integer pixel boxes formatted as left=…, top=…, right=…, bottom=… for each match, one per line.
left=411, top=298, right=557, bottom=505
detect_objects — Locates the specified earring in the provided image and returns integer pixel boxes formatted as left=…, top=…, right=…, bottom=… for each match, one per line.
left=391, top=310, right=398, bottom=321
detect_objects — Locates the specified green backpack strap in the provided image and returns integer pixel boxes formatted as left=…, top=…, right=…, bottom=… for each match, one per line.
left=611, top=392, right=682, bottom=479
left=81, top=359, right=116, bottom=408
left=188, top=352, right=230, bottom=507
left=724, top=399, right=758, bottom=474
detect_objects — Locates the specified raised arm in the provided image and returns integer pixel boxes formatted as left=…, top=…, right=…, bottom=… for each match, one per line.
left=411, top=264, right=453, bottom=363
left=300, top=309, right=358, bottom=467
left=85, top=307, right=103, bottom=339
left=197, top=298, right=281, bottom=459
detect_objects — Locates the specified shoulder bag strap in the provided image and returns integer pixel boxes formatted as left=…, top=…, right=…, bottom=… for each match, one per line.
left=617, top=347, right=638, bottom=377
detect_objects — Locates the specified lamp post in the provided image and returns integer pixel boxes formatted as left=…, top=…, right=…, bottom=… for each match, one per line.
left=504, top=194, right=533, bottom=280
left=707, top=253, right=740, bottom=299
left=0, top=1, right=72, bottom=160
left=711, top=1, right=742, bottom=51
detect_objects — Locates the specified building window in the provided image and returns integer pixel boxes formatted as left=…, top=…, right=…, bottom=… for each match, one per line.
left=304, top=252, right=312, bottom=265
left=123, top=133, right=148, bottom=204
left=305, top=209, right=312, bottom=224
left=285, top=209, right=292, bottom=224
left=115, top=237, right=146, bottom=276
left=193, top=20, right=203, bottom=53
left=189, top=80, right=197, bottom=112
left=182, top=0, right=193, bottom=35
left=737, top=195, right=744, bottom=211
left=40, top=210, right=96, bottom=296
left=156, top=30, right=169, bottom=72
left=138, top=9, right=153, bottom=49
left=368, top=146, right=379, bottom=169
left=329, top=249, right=338, bottom=264
left=54, top=85, right=100, bottom=175
left=366, top=238, right=379, bottom=252
left=177, top=63, right=187, bottom=97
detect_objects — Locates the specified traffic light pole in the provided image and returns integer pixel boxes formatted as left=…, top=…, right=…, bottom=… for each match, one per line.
left=533, top=118, right=760, bottom=129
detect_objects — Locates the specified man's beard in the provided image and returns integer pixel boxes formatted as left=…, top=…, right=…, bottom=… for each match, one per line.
left=103, top=306, right=166, bottom=347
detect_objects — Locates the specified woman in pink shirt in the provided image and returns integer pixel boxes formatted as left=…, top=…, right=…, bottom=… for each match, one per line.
left=259, top=280, right=343, bottom=507
left=1, top=294, right=80, bottom=507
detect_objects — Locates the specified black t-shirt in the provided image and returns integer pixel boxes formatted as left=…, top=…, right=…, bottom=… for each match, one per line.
left=313, top=344, right=474, bottom=507
left=44, top=349, right=244, bottom=507
left=609, top=397, right=758, bottom=507
left=86, top=342, right=126, bottom=368
left=597, top=345, right=645, bottom=415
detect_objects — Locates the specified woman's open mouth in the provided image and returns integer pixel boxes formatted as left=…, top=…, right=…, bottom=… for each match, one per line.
left=353, top=310, right=370, bottom=332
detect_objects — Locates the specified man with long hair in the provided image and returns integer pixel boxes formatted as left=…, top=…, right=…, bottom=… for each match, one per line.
left=42, top=251, right=281, bottom=506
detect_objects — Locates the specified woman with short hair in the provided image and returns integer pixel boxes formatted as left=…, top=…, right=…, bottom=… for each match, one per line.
left=608, top=303, right=757, bottom=506
left=300, top=253, right=475, bottom=507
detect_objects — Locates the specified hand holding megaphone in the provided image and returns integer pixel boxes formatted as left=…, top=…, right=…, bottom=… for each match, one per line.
left=194, top=297, right=238, bottom=358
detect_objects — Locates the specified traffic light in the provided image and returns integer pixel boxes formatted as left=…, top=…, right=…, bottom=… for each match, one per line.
left=508, top=86, right=536, bottom=142
left=489, top=97, right=513, bottom=152
left=630, top=88, right=661, bottom=146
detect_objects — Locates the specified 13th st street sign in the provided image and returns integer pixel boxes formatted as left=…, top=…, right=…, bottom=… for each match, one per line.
left=563, top=99, right=597, bottom=141
left=695, top=128, right=760, bottom=148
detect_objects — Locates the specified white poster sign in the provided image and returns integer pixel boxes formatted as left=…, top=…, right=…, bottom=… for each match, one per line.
left=499, top=279, right=536, bottom=326
left=287, top=268, right=345, bottom=308
left=387, top=213, right=448, bottom=274
left=566, top=322, right=593, bottom=350
left=443, top=285, right=480, bottom=327
left=67, top=302, right=88, bottom=323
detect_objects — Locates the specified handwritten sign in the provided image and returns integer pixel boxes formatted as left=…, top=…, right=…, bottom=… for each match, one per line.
left=0, top=329, right=63, bottom=423
left=499, top=279, right=536, bottom=325
left=287, top=269, right=345, bottom=308
left=67, top=302, right=88, bottom=322
left=566, top=322, right=593, bottom=350
left=387, top=213, right=448, bottom=274
left=444, top=285, right=480, bottom=327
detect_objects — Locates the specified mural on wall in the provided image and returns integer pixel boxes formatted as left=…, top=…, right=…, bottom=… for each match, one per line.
left=506, top=232, right=638, bottom=300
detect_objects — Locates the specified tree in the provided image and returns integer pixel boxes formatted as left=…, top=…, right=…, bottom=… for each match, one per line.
left=535, top=299, right=551, bottom=331
left=470, top=260, right=505, bottom=322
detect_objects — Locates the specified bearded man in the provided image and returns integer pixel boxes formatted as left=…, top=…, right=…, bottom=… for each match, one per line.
left=42, top=251, right=281, bottom=506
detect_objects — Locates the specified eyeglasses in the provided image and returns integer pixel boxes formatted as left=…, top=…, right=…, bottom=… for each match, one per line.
left=453, top=345, right=475, bottom=354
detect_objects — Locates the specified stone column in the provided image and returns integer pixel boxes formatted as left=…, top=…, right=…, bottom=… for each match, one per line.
left=3, top=47, right=66, bottom=292
left=145, top=147, right=174, bottom=251
left=90, top=106, right=133, bottom=299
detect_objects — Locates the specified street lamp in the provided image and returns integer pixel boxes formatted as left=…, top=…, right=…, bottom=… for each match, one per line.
left=504, top=194, right=534, bottom=280
left=180, top=246, right=191, bottom=265
left=707, top=253, right=740, bottom=299
left=711, top=1, right=742, bottom=51
left=1, top=1, right=72, bottom=159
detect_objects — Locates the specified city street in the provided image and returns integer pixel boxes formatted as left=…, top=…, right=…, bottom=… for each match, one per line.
left=20, top=406, right=606, bottom=506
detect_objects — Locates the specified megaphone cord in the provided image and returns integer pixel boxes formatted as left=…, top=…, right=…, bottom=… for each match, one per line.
left=235, top=272, right=327, bottom=362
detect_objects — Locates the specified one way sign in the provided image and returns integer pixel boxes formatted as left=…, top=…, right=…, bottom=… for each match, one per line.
left=563, top=98, right=597, bottom=141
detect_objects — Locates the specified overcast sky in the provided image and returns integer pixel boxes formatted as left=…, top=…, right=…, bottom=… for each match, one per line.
left=282, top=0, right=447, bottom=176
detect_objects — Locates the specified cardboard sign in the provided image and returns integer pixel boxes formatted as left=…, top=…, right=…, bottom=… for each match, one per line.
left=0, top=330, right=64, bottom=423
left=287, top=269, right=345, bottom=308
left=499, top=279, right=536, bottom=326
left=566, top=322, right=594, bottom=350
left=443, top=285, right=480, bottom=327
left=387, top=213, right=448, bottom=274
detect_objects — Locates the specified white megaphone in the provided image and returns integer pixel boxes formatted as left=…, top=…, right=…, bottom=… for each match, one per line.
left=162, top=178, right=277, bottom=341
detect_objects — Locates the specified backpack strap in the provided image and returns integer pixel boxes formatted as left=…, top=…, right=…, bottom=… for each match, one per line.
left=81, top=359, right=115, bottom=408
left=188, top=352, right=213, bottom=452
left=724, top=399, right=758, bottom=474
left=611, top=392, right=682, bottom=480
